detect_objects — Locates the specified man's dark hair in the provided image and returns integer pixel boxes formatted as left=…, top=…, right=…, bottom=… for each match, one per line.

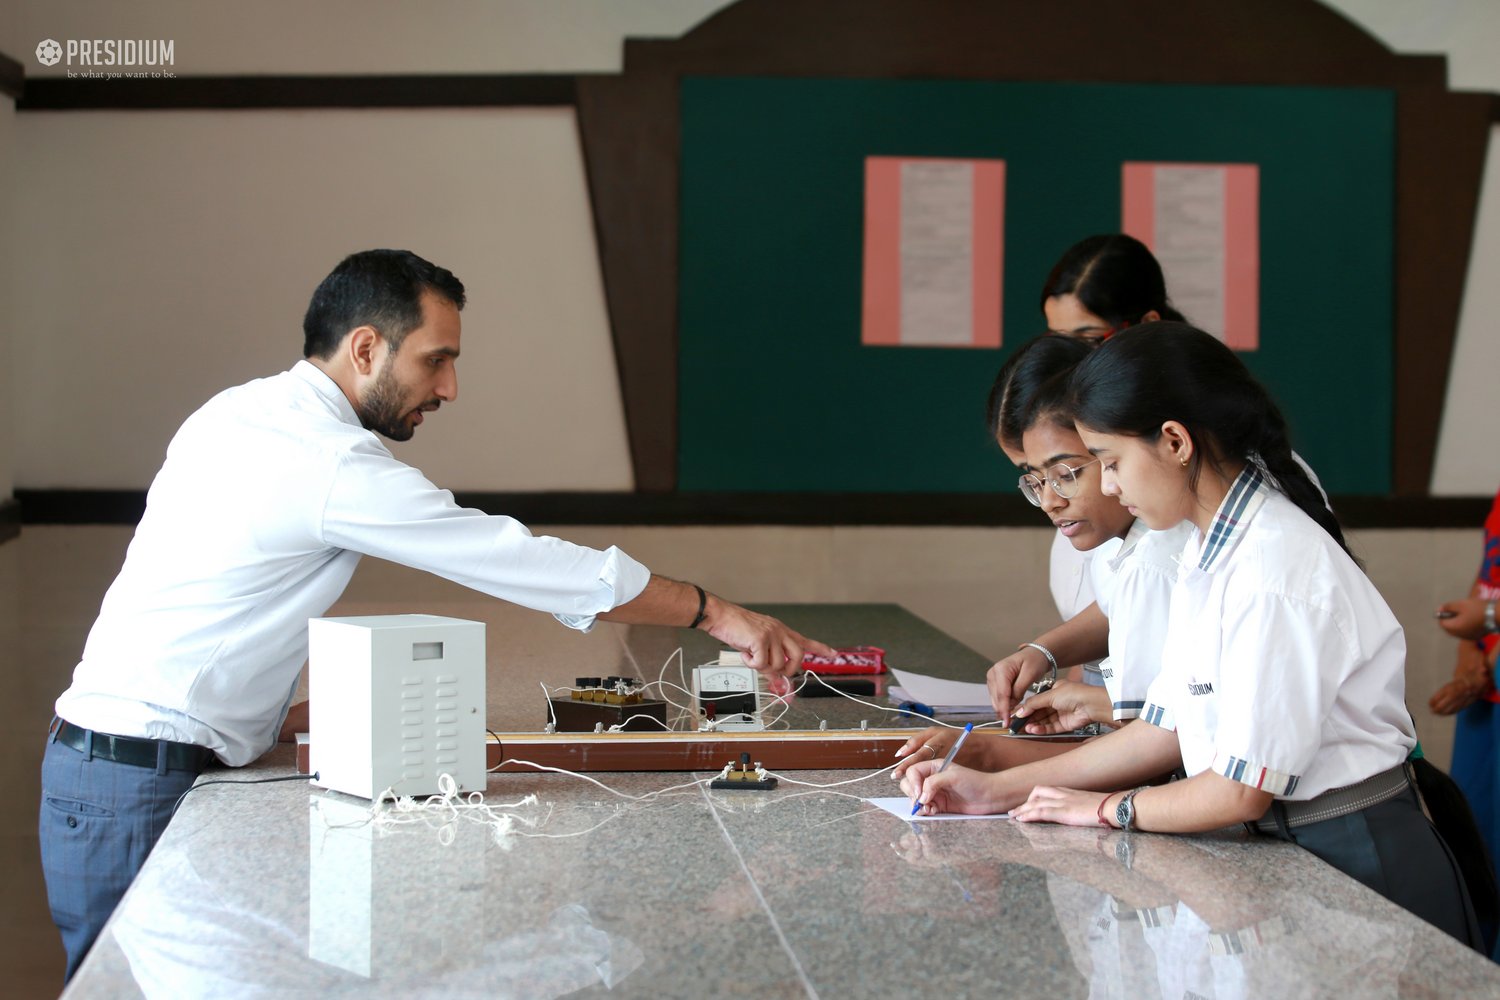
left=302, top=249, right=466, bottom=359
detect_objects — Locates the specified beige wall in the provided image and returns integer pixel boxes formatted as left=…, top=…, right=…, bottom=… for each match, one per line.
left=0, top=0, right=731, bottom=77
left=12, top=108, right=634, bottom=490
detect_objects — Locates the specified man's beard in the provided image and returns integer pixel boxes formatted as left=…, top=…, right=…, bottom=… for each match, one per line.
left=356, top=356, right=416, bottom=442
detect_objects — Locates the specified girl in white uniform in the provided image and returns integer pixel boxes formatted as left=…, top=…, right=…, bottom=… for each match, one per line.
left=895, top=336, right=1188, bottom=773
left=992, top=234, right=1188, bottom=713
left=902, top=322, right=1482, bottom=949
left=995, top=343, right=1191, bottom=735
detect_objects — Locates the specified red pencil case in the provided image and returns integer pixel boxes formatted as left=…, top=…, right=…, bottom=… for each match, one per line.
left=802, top=645, right=886, bottom=675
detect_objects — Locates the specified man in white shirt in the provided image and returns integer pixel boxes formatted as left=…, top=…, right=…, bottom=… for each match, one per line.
left=41, top=249, right=831, bottom=979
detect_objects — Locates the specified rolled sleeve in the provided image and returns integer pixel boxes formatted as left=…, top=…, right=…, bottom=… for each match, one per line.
left=552, top=546, right=652, bottom=632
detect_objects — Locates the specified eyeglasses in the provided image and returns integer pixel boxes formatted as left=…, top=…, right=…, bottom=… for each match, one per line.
left=1018, top=458, right=1101, bottom=506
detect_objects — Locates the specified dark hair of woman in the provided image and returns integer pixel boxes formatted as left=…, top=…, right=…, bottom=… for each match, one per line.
left=1040, top=234, right=1186, bottom=329
left=1067, top=322, right=1352, bottom=560
left=985, top=335, right=1093, bottom=451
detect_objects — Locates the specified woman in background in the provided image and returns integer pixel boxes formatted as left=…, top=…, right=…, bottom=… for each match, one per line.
left=1429, top=487, right=1500, bottom=957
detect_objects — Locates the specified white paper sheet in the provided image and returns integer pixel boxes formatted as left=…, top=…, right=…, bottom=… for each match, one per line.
left=865, top=796, right=1010, bottom=821
left=887, top=667, right=993, bottom=714
left=899, top=160, right=975, bottom=346
left=1152, top=165, right=1227, bottom=338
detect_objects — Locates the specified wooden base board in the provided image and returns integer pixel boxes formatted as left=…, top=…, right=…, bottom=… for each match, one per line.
left=297, top=729, right=917, bottom=774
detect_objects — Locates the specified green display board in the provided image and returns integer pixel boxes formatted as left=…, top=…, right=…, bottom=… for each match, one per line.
left=678, top=78, right=1393, bottom=494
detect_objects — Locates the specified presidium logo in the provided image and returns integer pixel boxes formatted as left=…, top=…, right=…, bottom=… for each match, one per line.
left=34, top=37, right=177, bottom=78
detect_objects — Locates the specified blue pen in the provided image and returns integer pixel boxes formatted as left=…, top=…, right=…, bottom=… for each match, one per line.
left=912, top=722, right=973, bottom=815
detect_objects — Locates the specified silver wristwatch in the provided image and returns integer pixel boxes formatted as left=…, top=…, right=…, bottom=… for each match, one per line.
left=1486, top=600, right=1498, bottom=635
left=1116, top=786, right=1145, bottom=832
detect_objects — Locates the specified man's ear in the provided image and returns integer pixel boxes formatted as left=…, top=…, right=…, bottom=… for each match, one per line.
left=346, top=326, right=381, bottom=376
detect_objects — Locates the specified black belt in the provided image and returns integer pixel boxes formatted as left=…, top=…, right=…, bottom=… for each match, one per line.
left=50, top=718, right=214, bottom=773
left=1248, top=763, right=1411, bottom=835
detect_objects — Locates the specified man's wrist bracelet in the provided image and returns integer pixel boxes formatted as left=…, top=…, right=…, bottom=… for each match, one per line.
left=1019, top=642, right=1059, bottom=688
left=1486, top=600, right=1498, bottom=636
left=689, top=584, right=708, bottom=629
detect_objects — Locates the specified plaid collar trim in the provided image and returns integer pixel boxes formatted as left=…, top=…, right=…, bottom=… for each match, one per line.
left=1197, top=464, right=1269, bottom=573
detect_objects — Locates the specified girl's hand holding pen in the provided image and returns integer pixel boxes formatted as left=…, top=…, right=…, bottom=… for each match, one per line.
left=898, top=758, right=1010, bottom=817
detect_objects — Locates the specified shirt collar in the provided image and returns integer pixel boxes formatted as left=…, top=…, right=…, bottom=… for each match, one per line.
left=290, top=359, right=361, bottom=428
left=1195, top=464, right=1270, bottom=573
left=1107, top=517, right=1151, bottom=572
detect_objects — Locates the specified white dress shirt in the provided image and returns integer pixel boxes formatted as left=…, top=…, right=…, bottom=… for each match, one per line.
left=1093, top=519, right=1192, bottom=720
left=1140, top=466, right=1413, bottom=800
left=1050, top=532, right=1116, bottom=686
left=56, top=361, right=651, bottom=765
left=1049, top=530, right=1098, bottom=622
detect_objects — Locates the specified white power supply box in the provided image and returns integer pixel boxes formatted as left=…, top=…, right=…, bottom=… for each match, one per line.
left=308, top=614, right=486, bottom=799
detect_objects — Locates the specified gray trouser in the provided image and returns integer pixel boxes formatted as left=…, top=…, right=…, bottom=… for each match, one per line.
left=1262, top=784, right=1483, bottom=951
left=39, top=734, right=203, bottom=980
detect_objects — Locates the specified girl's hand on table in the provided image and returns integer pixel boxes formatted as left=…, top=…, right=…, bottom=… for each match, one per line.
left=1011, top=785, right=1114, bottom=828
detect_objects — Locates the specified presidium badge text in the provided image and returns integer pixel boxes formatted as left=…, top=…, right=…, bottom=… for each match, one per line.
left=35, top=38, right=177, bottom=79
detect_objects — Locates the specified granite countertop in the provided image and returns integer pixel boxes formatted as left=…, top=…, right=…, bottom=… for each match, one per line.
left=61, top=604, right=1500, bottom=996
left=65, top=745, right=1500, bottom=998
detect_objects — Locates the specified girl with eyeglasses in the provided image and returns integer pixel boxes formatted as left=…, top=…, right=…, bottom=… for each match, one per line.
left=901, top=322, right=1485, bottom=951
left=895, top=334, right=1191, bottom=776
left=1000, top=233, right=1322, bottom=722
left=1028, top=235, right=1187, bottom=702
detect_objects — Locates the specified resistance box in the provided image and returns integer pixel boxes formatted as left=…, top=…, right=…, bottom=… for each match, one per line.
left=548, top=676, right=668, bottom=732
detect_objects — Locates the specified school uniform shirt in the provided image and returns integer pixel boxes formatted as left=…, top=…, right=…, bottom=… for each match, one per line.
left=1140, top=466, right=1413, bottom=800
left=1091, top=519, right=1193, bottom=721
left=55, top=361, right=652, bottom=766
left=1050, top=531, right=1119, bottom=686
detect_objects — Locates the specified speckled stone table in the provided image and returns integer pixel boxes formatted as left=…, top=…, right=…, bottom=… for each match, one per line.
left=60, top=605, right=1500, bottom=997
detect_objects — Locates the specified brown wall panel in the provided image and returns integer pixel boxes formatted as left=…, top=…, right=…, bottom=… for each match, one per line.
left=1394, top=90, right=1494, bottom=494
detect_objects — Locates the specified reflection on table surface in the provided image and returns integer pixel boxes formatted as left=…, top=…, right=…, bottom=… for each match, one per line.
left=67, top=752, right=1500, bottom=999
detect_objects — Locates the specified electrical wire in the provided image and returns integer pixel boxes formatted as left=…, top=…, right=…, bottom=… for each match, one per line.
left=172, top=772, right=318, bottom=816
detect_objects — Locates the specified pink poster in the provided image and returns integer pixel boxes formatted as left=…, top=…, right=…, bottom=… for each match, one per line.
left=1122, top=162, right=1259, bottom=351
left=862, top=156, right=1005, bottom=348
